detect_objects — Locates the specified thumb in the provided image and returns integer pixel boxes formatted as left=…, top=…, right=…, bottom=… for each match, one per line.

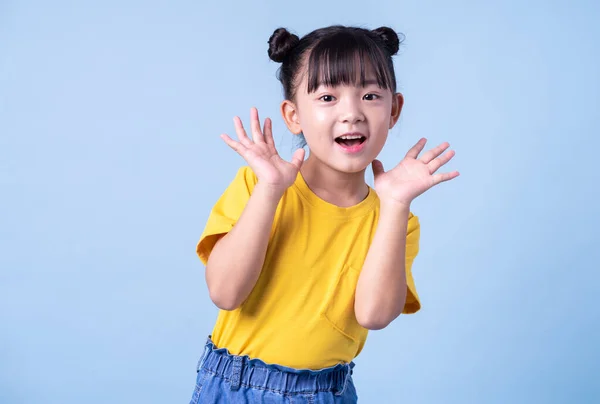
left=372, top=159, right=385, bottom=178
left=290, top=148, right=306, bottom=170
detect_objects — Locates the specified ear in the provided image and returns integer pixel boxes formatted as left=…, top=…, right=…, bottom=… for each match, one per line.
left=280, top=99, right=302, bottom=135
left=389, top=92, right=404, bottom=129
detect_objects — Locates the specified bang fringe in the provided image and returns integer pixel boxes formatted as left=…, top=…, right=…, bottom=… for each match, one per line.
left=306, top=34, right=394, bottom=93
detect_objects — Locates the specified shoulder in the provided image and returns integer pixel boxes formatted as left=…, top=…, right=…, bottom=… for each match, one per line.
left=372, top=192, right=419, bottom=224
left=227, top=166, right=259, bottom=194
left=235, top=165, right=258, bottom=184
left=408, top=211, right=419, bottom=227
left=407, top=213, right=420, bottom=240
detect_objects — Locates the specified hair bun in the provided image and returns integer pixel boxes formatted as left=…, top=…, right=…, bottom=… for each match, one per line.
left=268, top=28, right=300, bottom=63
left=371, top=27, right=401, bottom=55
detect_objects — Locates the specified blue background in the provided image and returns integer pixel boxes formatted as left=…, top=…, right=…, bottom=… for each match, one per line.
left=1, top=1, right=599, bottom=403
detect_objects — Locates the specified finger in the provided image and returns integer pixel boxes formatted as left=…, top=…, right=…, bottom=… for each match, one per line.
left=263, top=117, right=275, bottom=147
left=371, top=159, right=385, bottom=178
left=290, top=148, right=305, bottom=170
left=432, top=170, right=460, bottom=185
left=420, top=142, right=450, bottom=164
left=405, top=138, right=427, bottom=159
left=428, top=149, right=455, bottom=173
left=220, top=133, right=247, bottom=155
left=250, top=107, right=265, bottom=143
left=233, top=116, right=253, bottom=147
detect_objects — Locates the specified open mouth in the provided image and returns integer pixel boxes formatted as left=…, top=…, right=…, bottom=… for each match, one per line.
left=334, top=135, right=367, bottom=147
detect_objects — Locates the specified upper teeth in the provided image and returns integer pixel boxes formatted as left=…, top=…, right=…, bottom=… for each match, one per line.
left=339, top=135, right=363, bottom=139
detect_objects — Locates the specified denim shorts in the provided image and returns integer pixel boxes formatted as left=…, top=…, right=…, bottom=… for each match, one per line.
left=189, top=337, right=358, bottom=403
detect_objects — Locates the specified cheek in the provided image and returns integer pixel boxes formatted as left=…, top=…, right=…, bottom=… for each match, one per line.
left=300, top=110, right=332, bottom=142
left=312, top=108, right=331, bottom=125
left=370, top=118, right=390, bottom=148
left=369, top=110, right=390, bottom=131
left=373, top=132, right=388, bottom=148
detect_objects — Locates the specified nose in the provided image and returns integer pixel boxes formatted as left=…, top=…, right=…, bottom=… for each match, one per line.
left=339, top=98, right=365, bottom=124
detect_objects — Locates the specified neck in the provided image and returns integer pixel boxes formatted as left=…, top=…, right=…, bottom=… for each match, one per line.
left=300, top=153, right=369, bottom=208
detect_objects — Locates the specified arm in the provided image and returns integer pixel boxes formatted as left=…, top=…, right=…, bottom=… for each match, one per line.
left=355, top=138, right=459, bottom=330
left=205, top=184, right=282, bottom=310
left=204, top=107, right=304, bottom=311
left=354, top=202, right=410, bottom=329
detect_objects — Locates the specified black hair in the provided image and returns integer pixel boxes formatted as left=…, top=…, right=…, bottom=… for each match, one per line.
left=267, top=25, right=403, bottom=102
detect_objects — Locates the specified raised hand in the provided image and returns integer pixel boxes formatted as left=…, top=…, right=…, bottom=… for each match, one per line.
left=372, top=138, right=459, bottom=207
left=220, top=107, right=305, bottom=194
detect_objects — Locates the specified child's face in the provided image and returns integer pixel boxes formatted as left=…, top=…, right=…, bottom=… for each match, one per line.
left=282, top=65, right=403, bottom=174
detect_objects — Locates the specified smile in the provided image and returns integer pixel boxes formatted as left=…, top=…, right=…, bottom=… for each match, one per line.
left=334, top=133, right=367, bottom=153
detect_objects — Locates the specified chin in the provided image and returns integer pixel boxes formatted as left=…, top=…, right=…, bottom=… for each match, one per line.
left=310, top=148, right=374, bottom=175
left=331, top=160, right=371, bottom=175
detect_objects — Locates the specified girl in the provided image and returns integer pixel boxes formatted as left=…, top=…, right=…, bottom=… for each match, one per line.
left=190, top=25, right=459, bottom=403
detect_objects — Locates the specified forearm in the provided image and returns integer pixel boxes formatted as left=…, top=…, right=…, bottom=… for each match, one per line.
left=355, top=202, right=410, bottom=329
left=206, top=183, right=282, bottom=310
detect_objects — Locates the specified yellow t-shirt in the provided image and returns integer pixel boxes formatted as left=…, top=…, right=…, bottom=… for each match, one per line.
left=197, top=166, right=421, bottom=369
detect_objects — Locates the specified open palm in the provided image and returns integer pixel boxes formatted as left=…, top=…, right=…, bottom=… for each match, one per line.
left=221, top=108, right=305, bottom=193
left=372, top=138, right=459, bottom=206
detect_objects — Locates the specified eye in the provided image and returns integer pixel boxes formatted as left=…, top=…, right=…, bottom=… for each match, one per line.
left=363, top=93, right=380, bottom=101
left=319, top=95, right=335, bottom=102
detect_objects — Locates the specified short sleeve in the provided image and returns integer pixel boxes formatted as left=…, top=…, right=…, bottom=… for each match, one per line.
left=403, top=213, right=421, bottom=314
left=196, top=166, right=258, bottom=265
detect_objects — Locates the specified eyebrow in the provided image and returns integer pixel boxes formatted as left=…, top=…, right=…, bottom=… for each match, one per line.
left=314, top=78, right=382, bottom=90
left=361, top=79, right=380, bottom=87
